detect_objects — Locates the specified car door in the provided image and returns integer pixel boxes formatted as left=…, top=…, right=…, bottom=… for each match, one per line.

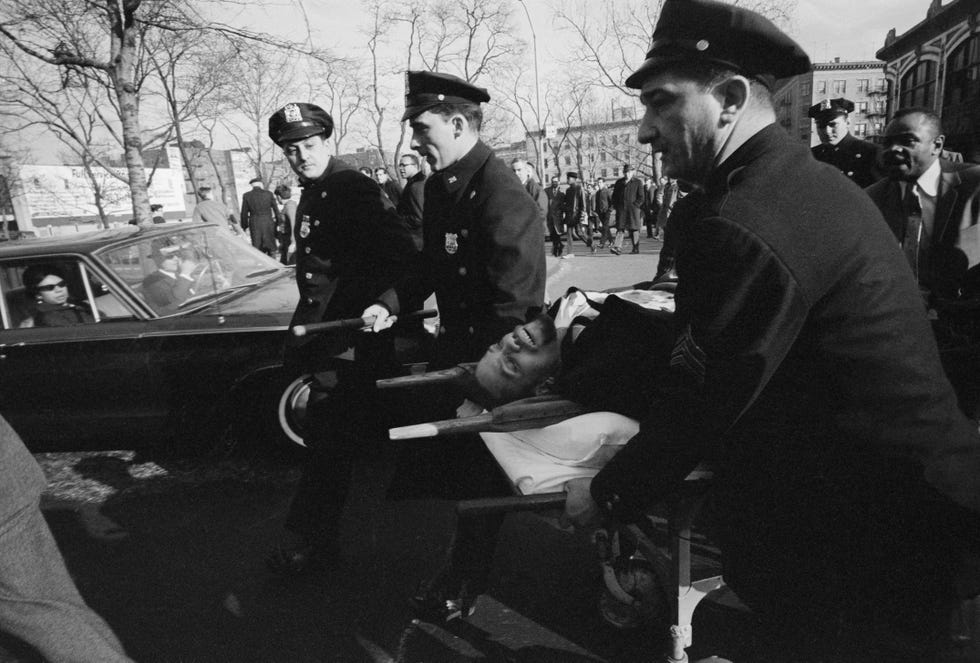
left=0, top=255, right=164, bottom=449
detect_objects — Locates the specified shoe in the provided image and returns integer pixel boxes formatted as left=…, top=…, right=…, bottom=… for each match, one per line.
left=266, top=542, right=329, bottom=576
left=591, top=245, right=598, bottom=255
left=409, top=576, right=479, bottom=623
left=610, top=247, right=621, bottom=255
left=631, top=246, right=640, bottom=254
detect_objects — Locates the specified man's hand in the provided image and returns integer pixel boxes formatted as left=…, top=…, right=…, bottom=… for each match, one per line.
left=560, top=477, right=605, bottom=533
left=361, top=303, right=395, bottom=332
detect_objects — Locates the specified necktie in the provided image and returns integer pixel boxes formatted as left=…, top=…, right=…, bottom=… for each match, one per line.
left=903, top=184, right=923, bottom=280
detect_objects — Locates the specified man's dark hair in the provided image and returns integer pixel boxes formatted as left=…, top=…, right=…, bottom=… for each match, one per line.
left=426, top=102, right=483, bottom=131
left=401, top=154, right=421, bottom=167
left=274, top=184, right=292, bottom=200
left=664, top=61, right=773, bottom=109
left=891, top=107, right=943, bottom=137
left=150, top=204, right=163, bottom=212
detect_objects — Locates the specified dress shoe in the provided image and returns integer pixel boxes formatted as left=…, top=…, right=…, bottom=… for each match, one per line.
left=610, top=247, right=621, bottom=255
left=631, top=246, right=640, bottom=254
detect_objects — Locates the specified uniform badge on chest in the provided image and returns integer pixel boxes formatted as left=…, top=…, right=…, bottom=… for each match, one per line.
left=299, top=215, right=311, bottom=238
left=444, top=232, right=458, bottom=255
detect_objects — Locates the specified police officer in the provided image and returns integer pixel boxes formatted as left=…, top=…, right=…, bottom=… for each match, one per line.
left=361, top=71, right=546, bottom=618
left=564, top=1, right=980, bottom=660
left=364, top=71, right=545, bottom=367
left=264, top=102, right=418, bottom=575
left=809, top=97, right=881, bottom=187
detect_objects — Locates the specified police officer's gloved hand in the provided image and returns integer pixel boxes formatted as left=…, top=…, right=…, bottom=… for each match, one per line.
left=361, top=303, right=395, bottom=332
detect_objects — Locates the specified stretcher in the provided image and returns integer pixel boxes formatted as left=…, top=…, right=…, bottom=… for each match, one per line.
left=381, top=372, right=727, bottom=663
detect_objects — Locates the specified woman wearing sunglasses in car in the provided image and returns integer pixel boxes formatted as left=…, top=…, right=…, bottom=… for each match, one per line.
left=21, top=264, right=95, bottom=327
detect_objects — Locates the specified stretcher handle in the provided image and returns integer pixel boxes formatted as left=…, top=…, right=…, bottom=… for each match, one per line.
left=375, top=363, right=478, bottom=390
left=292, top=308, right=437, bottom=337
left=456, top=492, right=566, bottom=517
left=388, top=397, right=589, bottom=439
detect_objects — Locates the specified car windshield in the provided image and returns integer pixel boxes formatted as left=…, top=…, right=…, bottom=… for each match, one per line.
left=96, top=225, right=286, bottom=315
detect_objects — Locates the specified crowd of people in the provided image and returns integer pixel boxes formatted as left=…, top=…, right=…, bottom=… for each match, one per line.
left=6, top=0, right=980, bottom=660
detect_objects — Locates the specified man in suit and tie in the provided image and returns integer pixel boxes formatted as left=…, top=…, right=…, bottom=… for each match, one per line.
left=866, top=108, right=980, bottom=310
left=240, top=177, right=282, bottom=257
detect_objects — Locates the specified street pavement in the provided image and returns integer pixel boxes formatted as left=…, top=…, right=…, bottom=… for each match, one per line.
left=16, top=235, right=980, bottom=662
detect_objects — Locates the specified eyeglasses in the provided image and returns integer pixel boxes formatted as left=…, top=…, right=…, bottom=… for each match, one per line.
left=36, top=281, right=67, bottom=292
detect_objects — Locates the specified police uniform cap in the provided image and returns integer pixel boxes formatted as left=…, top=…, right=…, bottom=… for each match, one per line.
left=808, top=97, right=855, bottom=122
left=268, top=102, right=334, bottom=145
left=567, top=171, right=579, bottom=179
left=249, top=177, right=263, bottom=185
left=402, top=71, right=491, bottom=122
left=625, top=0, right=811, bottom=90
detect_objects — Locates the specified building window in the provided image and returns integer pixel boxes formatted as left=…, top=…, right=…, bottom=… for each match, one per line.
left=857, top=79, right=869, bottom=92
left=817, top=80, right=827, bottom=94
left=832, top=80, right=846, bottom=94
left=601, top=168, right=607, bottom=178
left=800, top=81, right=811, bottom=96
left=875, top=78, right=887, bottom=91
left=900, top=60, right=937, bottom=108
left=944, top=34, right=980, bottom=107
left=564, top=156, right=571, bottom=166
left=600, top=150, right=607, bottom=160
left=853, top=123, right=867, bottom=136
left=856, top=101, right=868, bottom=113
left=612, top=168, right=619, bottom=177
left=610, top=135, right=618, bottom=145
left=544, top=158, right=549, bottom=169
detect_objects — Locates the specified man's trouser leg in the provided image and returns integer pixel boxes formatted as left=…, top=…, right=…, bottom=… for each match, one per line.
left=0, top=502, right=132, bottom=663
left=284, top=335, right=398, bottom=552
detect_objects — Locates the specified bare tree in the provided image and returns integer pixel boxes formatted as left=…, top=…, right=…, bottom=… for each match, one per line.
left=216, top=46, right=301, bottom=187
left=0, top=0, right=338, bottom=225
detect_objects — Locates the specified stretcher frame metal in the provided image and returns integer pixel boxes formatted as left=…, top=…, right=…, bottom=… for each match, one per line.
left=383, top=374, right=725, bottom=663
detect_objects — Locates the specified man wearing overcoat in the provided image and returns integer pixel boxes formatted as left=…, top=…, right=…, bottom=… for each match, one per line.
left=265, top=102, right=419, bottom=575
left=563, top=1, right=980, bottom=659
left=240, top=177, right=282, bottom=256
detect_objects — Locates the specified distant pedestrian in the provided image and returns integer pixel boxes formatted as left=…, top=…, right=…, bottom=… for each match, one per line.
left=240, top=177, right=281, bottom=257
left=192, top=185, right=241, bottom=234
left=375, top=168, right=403, bottom=207
left=397, top=154, right=426, bottom=250
left=274, top=184, right=297, bottom=264
left=562, top=171, right=586, bottom=257
left=594, top=177, right=613, bottom=247
left=613, top=164, right=644, bottom=253
left=150, top=203, right=166, bottom=224
left=546, top=175, right=566, bottom=257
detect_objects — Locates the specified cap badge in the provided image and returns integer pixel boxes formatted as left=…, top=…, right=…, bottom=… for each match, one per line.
left=448, top=175, right=458, bottom=184
left=444, top=232, right=458, bottom=255
left=299, top=215, right=311, bottom=238
left=284, top=104, right=303, bottom=123
left=437, top=94, right=445, bottom=101
left=696, top=40, right=709, bottom=51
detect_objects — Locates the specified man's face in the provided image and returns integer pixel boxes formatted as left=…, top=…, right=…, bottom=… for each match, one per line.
left=636, top=71, right=723, bottom=185
left=375, top=169, right=388, bottom=182
left=816, top=114, right=849, bottom=145
left=550, top=177, right=560, bottom=189
left=880, top=113, right=943, bottom=182
left=282, top=134, right=331, bottom=181
left=410, top=110, right=461, bottom=172
left=398, top=158, right=419, bottom=179
left=511, top=161, right=529, bottom=182
left=567, top=175, right=578, bottom=185
left=474, top=316, right=561, bottom=404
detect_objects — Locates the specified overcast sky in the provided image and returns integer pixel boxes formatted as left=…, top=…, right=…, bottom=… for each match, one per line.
left=277, top=0, right=934, bottom=71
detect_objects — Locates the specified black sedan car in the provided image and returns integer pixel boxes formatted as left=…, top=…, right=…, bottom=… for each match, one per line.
left=0, top=223, right=348, bottom=453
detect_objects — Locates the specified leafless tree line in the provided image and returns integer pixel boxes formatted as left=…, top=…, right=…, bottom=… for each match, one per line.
left=0, top=0, right=795, bottom=227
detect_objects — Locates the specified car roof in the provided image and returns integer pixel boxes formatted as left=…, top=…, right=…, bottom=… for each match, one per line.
left=0, top=223, right=219, bottom=258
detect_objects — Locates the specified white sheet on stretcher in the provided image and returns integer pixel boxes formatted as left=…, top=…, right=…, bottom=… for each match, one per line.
left=477, top=288, right=671, bottom=494
left=481, top=412, right=640, bottom=494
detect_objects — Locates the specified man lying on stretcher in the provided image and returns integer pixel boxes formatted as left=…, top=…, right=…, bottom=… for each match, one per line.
left=466, top=287, right=677, bottom=494
left=408, top=286, right=680, bottom=621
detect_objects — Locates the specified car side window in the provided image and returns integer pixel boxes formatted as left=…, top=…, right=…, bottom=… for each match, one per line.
left=0, top=259, right=134, bottom=330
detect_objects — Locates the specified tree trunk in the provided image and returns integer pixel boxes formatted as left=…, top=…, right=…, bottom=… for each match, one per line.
left=108, top=2, right=151, bottom=226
